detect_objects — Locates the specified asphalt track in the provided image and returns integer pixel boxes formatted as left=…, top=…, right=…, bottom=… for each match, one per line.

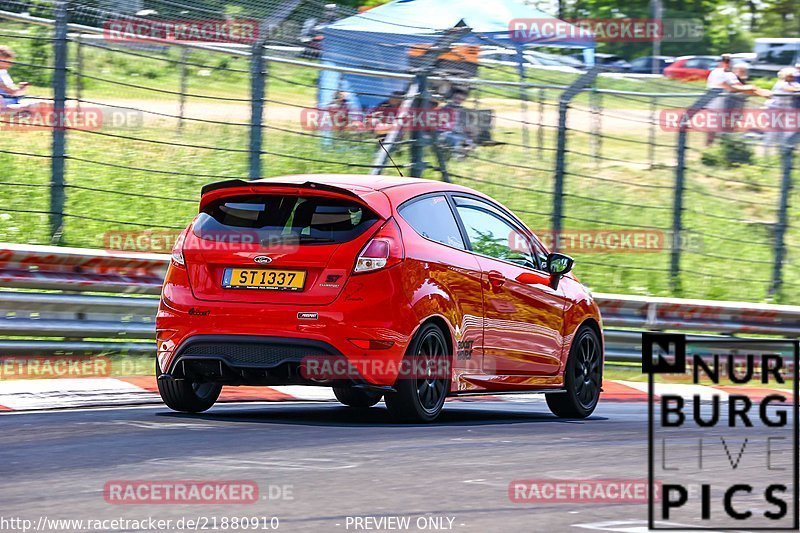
left=0, top=398, right=794, bottom=533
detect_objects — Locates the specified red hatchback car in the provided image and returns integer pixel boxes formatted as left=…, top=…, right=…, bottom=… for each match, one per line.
left=156, top=175, right=604, bottom=422
left=663, top=55, right=719, bottom=81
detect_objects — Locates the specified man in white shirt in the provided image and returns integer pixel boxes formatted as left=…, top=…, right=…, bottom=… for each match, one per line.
left=705, top=54, right=771, bottom=144
left=707, top=54, right=738, bottom=90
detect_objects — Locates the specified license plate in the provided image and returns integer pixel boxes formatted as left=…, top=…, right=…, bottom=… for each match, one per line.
left=222, top=268, right=306, bottom=291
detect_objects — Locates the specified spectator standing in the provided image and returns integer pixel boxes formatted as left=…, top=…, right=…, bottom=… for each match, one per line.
left=705, top=54, right=771, bottom=145
left=764, top=68, right=800, bottom=150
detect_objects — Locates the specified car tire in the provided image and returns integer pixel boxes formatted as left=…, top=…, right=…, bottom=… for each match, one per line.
left=546, top=325, right=602, bottom=419
left=155, top=360, right=222, bottom=413
left=385, top=323, right=450, bottom=423
left=333, top=386, right=383, bottom=408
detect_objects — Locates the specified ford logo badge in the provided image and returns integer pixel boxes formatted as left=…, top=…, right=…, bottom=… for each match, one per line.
left=253, top=255, right=272, bottom=264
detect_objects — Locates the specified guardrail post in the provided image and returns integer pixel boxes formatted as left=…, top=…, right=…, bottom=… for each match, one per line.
left=770, top=135, right=798, bottom=299
left=670, top=88, right=721, bottom=294
left=49, top=0, right=69, bottom=244
left=552, top=67, right=599, bottom=251
left=248, top=40, right=266, bottom=180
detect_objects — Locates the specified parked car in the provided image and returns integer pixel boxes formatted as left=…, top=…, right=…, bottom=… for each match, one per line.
left=663, top=55, right=719, bottom=81
left=479, top=47, right=582, bottom=73
left=628, top=55, right=675, bottom=74
left=572, top=53, right=631, bottom=72
left=156, top=175, right=604, bottom=422
left=751, top=38, right=800, bottom=77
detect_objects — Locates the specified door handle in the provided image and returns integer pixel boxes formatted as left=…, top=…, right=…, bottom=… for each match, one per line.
left=487, top=271, right=505, bottom=289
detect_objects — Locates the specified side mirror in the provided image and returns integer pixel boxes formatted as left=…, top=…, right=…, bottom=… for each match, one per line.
left=546, top=252, right=574, bottom=289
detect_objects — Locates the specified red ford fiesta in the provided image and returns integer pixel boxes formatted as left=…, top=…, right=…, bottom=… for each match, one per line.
left=156, top=175, right=604, bottom=422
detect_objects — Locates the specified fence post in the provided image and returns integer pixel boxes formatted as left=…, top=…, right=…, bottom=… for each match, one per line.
left=75, top=33, right=83, bottom=109
left=49, top=0, right=69, bottom=244
left=537, top=87, right=544, bottom=158
left=648, top=95, right=657, bottom=168
left=590, top=87, right=602, bottom=167
left=178, top=47, right=188, bottom=132
left=248, top=40, right=266, bottom=180
left=552, top=67, right=599, bottom=251
left=516, top=49, right=529, bottom=151
left=670, top=88, right=721, bottom=294
left=409, top=73, right=428, bottom=178
left=770, top=136, right=797, bottom=298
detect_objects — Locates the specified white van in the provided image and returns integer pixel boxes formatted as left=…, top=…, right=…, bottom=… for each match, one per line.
left=752, top=38, right=800, bottom=77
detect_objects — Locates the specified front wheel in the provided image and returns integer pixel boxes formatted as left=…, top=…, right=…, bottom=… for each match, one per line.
left=384, top=323, right=450, bottom=423
left=546, top=326, right=602, bottom=419
left=156, top=360, right=222, bottom=413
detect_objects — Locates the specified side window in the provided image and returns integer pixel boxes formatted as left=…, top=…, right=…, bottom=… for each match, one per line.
left=398, top=195, right=466, bottom=250
left=453, top=196, right=537, bottom=268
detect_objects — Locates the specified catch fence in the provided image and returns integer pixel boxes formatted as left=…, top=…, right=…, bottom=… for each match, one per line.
left=0, top=0, right=797, bottom=303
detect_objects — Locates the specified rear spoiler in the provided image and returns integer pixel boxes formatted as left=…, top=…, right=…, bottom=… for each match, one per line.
left=200, top=179, right=363, bottom=200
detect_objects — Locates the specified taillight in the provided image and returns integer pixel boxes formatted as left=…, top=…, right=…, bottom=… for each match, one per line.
left=171, top=228, right=188, bottom=267
left=354, top=218, right=404, bottom=274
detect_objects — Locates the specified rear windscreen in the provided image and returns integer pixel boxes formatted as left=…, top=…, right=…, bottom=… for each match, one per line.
left=194, top=195, right=379, bottom=245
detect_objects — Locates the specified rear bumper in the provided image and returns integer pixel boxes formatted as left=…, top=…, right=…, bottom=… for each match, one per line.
left=156, top=264, right=418, bottom=387
left=162, top=334, right=344, bottom=386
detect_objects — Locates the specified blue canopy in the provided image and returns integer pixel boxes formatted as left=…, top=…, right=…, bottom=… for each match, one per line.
left=319, top=0, right=594, bottom=110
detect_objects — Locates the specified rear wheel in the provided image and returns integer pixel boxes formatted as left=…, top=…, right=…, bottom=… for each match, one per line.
left=546, top=326, right=602, bottom=419
left=156, top=360, right=222, bottom=413
left=385, top=323, right=450, bottom=423
left=333, top=386, right=383, bottom=408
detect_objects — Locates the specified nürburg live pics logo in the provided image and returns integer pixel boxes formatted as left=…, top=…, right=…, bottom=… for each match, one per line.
left=644, top=333, right=799, bottom=530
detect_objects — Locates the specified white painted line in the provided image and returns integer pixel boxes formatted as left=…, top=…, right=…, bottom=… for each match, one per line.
left=572, top=519, right=736, bottom=532
left=0, top=378, right=159, bottom=410
left=615, top=380, right=729, bottom=402
left=270, top=385, right=337, bottom=401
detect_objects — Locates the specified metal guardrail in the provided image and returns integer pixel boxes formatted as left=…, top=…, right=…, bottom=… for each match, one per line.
left=1, top=244, right=799, bottom=361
